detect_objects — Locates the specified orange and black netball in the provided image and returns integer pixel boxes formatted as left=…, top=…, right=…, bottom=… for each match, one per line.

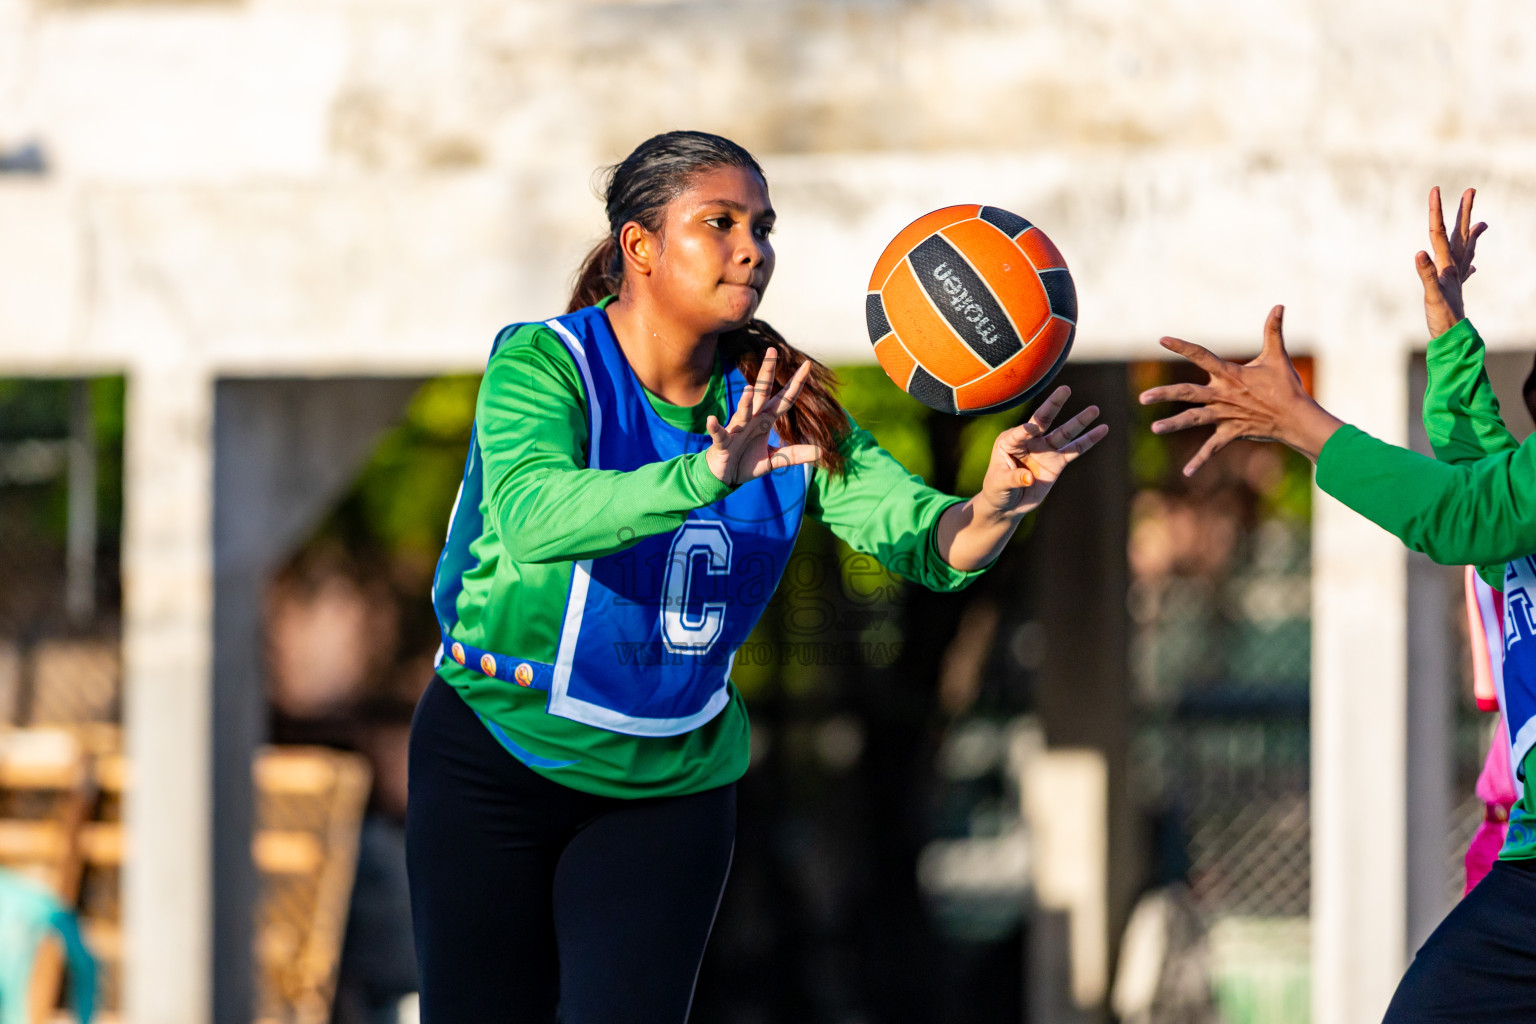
left=866, top=205, right=1076, bottom=415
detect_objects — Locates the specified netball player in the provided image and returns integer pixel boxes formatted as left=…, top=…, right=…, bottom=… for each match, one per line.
left=408, top=131, right=1108, bottom=1024
left=1142, top=187, right=1536, bottom=1021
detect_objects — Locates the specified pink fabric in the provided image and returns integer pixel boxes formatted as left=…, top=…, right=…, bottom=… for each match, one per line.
left=1478, top=716, right=1517, bottom=808
left=1465, top=822, right=1505, bottom=894
left=1463, top=569, right=1518, bottom=895
left=1466, top=716, right=1517, bottom=895
left=1466, top=566, right=1504, bottom=712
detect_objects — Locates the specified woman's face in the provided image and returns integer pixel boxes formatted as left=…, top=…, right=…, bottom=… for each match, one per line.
left=640, top=164, right=776, bottom=334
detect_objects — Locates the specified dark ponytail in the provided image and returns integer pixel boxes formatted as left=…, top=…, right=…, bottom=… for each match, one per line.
left=568, top=235, right=621, bottom=313
left=566, top=130, right=850, bottom=476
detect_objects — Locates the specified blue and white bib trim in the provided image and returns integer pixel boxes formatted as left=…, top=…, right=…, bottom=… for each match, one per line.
left=1503, top=556, right=1536, bottom=789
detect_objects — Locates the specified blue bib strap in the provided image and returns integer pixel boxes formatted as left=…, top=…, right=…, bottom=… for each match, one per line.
left=439, top=627, right=554, bottom=692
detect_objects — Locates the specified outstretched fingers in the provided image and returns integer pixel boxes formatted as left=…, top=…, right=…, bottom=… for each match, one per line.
left=766, top=443, right=823, bottom=470
left=998, top=387, right=1072, bottom=452
left=1429, top=186, right=1455, bottom=270
left=1260, top=305, right=1286, bottom=360
left=1415, top=250, right=1446, bottom=304
left=759, top=359, right=814, bottom=422
left=1456, top=188, right=1476, bottom=260
left=1181, top=427, right=1234, bottom=478
left=1138, top=381, right=1213, bottom=406
left=706, top=414, right=729, bottom=447
left=1454, top=190, right=1488, bottom=281
left=724, top=381, right=754, bottom=431
left=1463, top=228, right=1487, bottom=277
left=1454, top=189, right=1488, bottom=272
left=1055, top=423, right=1109, bottom=460
left=1026, top=385, right=1072, bottom=436
left=751, top=348, right=780, bottom=417
left=748, top=443, right=823, bottom=481
left=1043, top=405, right=1100, bottom=448
left=1150, top=405, right=1219, bottom=435
left=1158, top=336, right=1231, bottom=379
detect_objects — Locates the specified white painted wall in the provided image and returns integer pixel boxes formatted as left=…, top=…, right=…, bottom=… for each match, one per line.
left=5, top=1, right=1536, bottom=1021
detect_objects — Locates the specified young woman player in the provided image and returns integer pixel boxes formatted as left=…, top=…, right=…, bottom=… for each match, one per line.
left=408, top=131, right=1108, bottom=1024
left=1142, top=187, right=1536, bottom=1022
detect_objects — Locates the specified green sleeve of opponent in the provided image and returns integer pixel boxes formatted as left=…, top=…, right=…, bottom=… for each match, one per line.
left=808, top=421, right=991, bottom=593
left=1315, top=424, right=1536, bottom=571
left=476, top=323, right=734, bottom=564
left=1421, top=318, right=1519, bottom=588
left=1423, top=319, right=1519, bottom=465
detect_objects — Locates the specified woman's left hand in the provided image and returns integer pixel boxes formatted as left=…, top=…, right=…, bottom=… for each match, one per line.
left=978, top=386, right=1109, bottom=520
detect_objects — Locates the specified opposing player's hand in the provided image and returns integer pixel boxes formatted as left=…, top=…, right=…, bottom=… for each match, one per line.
left=1418, top=186, right=1487, bottom=339
left=1139, top=305, right=1342, bottom=475
left=705, top=347, right=823, bottom=487
left=978, top=386, right=1108, bottom=520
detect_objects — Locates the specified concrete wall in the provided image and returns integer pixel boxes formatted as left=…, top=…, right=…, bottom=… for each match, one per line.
left=6, top=0, right=1536, bottom=372
left=5, top=1, right=1536, bottom=1021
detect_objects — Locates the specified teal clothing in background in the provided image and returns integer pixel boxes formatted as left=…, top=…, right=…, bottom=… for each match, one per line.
left=0, top=867, right=94, bottom=1024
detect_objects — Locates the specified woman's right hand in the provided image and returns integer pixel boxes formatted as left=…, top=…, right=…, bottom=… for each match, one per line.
left=705, top=347, right=824, bottom=486
left=1418, top=186, right=1487, bottom=338
left=1139, top=306, right=1343, bottom=476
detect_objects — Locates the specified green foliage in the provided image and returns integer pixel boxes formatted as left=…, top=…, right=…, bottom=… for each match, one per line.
left=336, top=376, right=481, bottom=566
left=1131, top=420, right=1172, bottom=491
left=92, top=377, right=125, bottom=547
left=828, top=364, right=1030, bottom=499
left=0, top=379, right=70, bottom=441
left=832, top=365, right=934, bottom=483
left=1261, top=454, right=1313, bottom=525
left=956, top=408, right=1023, bottom=496
left=0, top=377, right=124, bottom=551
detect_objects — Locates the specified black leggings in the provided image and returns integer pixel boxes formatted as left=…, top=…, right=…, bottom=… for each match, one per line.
left=1382, top=857, right=1536, bottom=1022
left=406, top=676, right=736, bottom=1024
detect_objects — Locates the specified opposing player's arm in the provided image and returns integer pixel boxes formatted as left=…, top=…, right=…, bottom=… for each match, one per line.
left=1424, top=319, right=1515, bottom=465
left=1315, top=426, right=1536, bottom=571
left=1417, top=187, right=1515, bottom=467
left=1422, top=315, right=1515, bottom=589
left=1141, top=188, right=1526, bottom=586
left=477, top=327, right=732, bottom=564
left=1140, top=303, right=1536, bottom=580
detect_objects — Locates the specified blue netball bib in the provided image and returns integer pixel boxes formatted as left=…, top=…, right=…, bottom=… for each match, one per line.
left=1503, top=556, right=1536, bottom=787
left=432, top=305, right=808, bottom=737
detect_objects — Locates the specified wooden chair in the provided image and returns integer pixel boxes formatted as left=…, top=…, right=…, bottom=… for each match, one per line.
left=0, top=728, right=96, bottom=1023
left=74, top=728, right=123, bottom=1021
left=25, top=644, right=118, bottom=728
left=254, top=747, right=372, bottom=1024
left=73, top=737, right=371, bottom=1024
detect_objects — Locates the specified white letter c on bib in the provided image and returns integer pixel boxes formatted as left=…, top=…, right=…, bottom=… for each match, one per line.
left=662, top=522, right=732, bottom=654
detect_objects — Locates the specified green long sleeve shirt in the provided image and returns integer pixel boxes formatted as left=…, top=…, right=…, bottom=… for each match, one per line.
left=1314, top=318, right=1536, bottom=860
left=1316, top=334, right=1536, bottom=578
left=439, top=310, right=989, bottom=797
left=1420, top=320, right=1521, bottom=468
left=1417, top=318, right=1521, bottom=589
